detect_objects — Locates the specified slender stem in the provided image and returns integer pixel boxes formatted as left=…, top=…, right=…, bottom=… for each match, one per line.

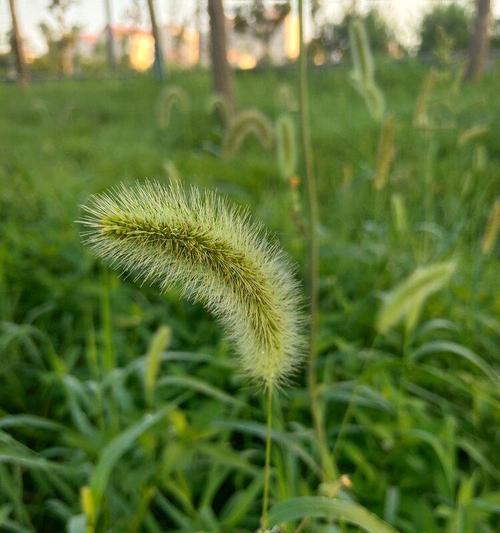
left=297, top=0, right=336, bottom=483
left=261, top=387, right=273, bottom=530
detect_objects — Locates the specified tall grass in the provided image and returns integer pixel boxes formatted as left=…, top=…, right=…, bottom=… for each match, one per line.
left=0, top=57, right=498, bottom=532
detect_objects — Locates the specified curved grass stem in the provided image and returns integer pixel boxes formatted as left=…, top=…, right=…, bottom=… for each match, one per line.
left=297, top=0, right=336, bottom=483
left=261, top=387, right=273, bottom=530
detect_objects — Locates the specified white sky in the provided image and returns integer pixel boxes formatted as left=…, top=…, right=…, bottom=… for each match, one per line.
left=1, top=0, right=500, bottom=55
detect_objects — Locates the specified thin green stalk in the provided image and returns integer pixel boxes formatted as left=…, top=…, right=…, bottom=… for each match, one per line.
left=261, top=387, right=273, bottom=530
left=297, top=0, right=336, bottom=483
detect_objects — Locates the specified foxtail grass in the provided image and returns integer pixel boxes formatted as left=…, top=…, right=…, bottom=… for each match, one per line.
left=222, top=109, right=274, bottom=159
left=277, top=83, right=298, bottom=112
left=377, top=261, right=456, bottom=334
left=206, top=93, right=231, bottom=125
left=391, top=193, right=408, bottom=237
left=298, top=0, right=337, bottom=486
left=457, top=125, right=489, bottom=147
left=156, top=86, right=189, bottom=129
left=79, top=180, right=303, bottom=388
left=79, top=181, right=304, bottom=531
left=482, top=198, right=500, bottom=254
left=349, top=19, right=385, bottom=122
left=374, top=115, right=396, bottom=190
left=473, top=145, right=488, bottom=172
left=413, top=70, right=439, bottom=128
left=276, top=114, right=298, bottom=181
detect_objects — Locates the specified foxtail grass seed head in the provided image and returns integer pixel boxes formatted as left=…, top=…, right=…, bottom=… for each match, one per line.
left=206, top=93, right=231, bottom=125
left=482, top=198, right=500, bottom=254
left=374, top=115, right=396, bottom=190
left=363, top=81, right=385, bottom=122
left=349, top=19, right=374, bottom=85
left=376, top=260, right=456, bottom=334
left=223, top=109, right=274, bottom=159
left=156, top=86, right=189, bottom=129
left=144, top=325, right=171, bottom=408
left=276, top=114, right=298, bottom=180
left=413, top=70, right=439, bottom=128
left=473, top=144, right=488, bottom=172
left=162, top=159, right=181, bottom=182
left=79, top=181, right=303, bottom=388
left=80, top=485, right=95, bottom=531
left=390, top=193, right=408, bottom=236
left=277, top=83, right=298, bottom=112
left=457, top=125, right=489, bottom=147
left=349, top=20, right=385, bottom=122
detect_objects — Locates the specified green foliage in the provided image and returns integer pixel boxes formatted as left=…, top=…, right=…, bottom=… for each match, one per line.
left=419, top=4, right=471, bottom=55
left=0, top=63, right=499, bottom=532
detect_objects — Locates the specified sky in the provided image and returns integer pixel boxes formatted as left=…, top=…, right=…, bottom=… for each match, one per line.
left=1, top=0, right=500, bottom=55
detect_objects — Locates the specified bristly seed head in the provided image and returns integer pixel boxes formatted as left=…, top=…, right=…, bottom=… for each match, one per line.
left=79, top=180, right=304, bottom=388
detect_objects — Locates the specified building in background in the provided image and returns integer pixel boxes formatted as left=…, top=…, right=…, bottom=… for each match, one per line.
left=71, top=8, right=298, bottom=73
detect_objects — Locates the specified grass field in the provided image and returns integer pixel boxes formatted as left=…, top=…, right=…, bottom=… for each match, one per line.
left=0, top=59, right=499, bottom=532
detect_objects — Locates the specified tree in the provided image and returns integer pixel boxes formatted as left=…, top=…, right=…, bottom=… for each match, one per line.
left=309, top=8, right=394, bottom=63
left=146, top=0, right=166, bottom=81
left=419, top=4, right=470, bottom=56
left=104, top=0, right=116, bottom=70
left=207, top=0, right=234, bottom=112
left=39, top=1, right=80, bottom=77
left=8, top=0, right=29, bottom=84
left=465, top=0, right=491, bottom=81
left=233, top=0, right=290, bottom=65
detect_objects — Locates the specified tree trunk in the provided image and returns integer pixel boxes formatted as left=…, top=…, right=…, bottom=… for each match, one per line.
left=8, top=0, right=29, bottom=84
left=147, top=0, right=166, bottom=81
left=465, top=0, right=491, bottom=82
left=104, top=0, right=115, bottom=71
left=208, top=0, right=234, bottom=112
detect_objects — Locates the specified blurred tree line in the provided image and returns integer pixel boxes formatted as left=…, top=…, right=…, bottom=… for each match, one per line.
left=2, top=0, right=498, bottom=84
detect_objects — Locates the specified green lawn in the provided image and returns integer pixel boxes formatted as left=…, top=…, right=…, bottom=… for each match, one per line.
left=0, top=60, right=499, bottom=532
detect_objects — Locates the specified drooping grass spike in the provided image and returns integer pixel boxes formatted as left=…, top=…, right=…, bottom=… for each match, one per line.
left=79, top=181, right=303, bottom=388
left=206, top=93, right=231, bottom=125
left=374, top=114, right=396, bottom=190
left=276, top=114, right=298, bottom=180
left=376, top=261, right=456, bottom=334
left=222, top=109, right=275, bottom=159
left=482, top=198, right=500, bottom=254
left=156, top=86, right=189, bottom=129
left=391, top=193, right=408, bottom=236
left=457, top=125, right=489, bottom=147
left=413, top=70, right=439, bottom=128
left=349, top=19, right=385, bottom=122
left=349, top=19, right=374, bottom=86
left=363, top=81, right=386, bottom=122
left=277, top=83, right=298, bottom=112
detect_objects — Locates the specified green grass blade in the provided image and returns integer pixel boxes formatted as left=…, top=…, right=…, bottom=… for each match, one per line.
left=376, top=261, right=456, bottom=334
left=89, top=397, right=186, bottom=516
left=269, top=496, right=398, bottom=532
left=144, top=325, right=171, bottom=408
left=157, top=375, right=245, bottom=408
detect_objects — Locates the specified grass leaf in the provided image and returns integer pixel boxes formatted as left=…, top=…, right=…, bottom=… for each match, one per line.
left=269, top=496, right=398, bottom=532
